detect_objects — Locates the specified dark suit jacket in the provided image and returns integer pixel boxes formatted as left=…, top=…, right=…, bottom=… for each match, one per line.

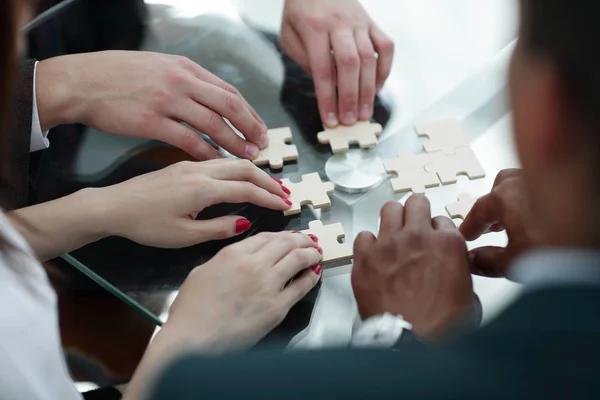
left=151, top=286, right=600, bottom=399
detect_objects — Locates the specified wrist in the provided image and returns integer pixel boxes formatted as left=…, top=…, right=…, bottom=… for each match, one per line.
left=36, top=56, right=86, bottom=131
left=73, top=187, right=117, bottom=242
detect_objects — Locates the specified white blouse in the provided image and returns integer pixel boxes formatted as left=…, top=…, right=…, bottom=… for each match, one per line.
left=0, top=212, right=81, bottom=399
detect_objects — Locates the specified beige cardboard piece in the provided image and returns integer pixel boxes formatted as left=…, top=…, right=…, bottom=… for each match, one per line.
left=317, top=121, right=383, bottom=153
left=445, top=193, right=477, bottom=220
left=301, top=220, right=352, bottom=265
left=415, top=119, right=469, bottom=155
left=425, top=147, right=486, bottom=185
left=253, top=127, right=298, bottom=169
left=383, top=151, right=440, bottom=194
left=281, top=173, right=335, bottom=216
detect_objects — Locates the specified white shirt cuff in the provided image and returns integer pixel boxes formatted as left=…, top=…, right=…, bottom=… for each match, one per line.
left=30, top=61, right=50, bottom=153
left=351, top=313, right=413, bottom=348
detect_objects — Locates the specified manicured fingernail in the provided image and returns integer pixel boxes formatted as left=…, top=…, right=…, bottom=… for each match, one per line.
left=245, top=143, right=259, bottom=159
left=260, top=132, right=269, bottom=149
left=326, top=112, right=338, bottom=127
left=292, top=230, right=301, bottom=233
left=343, top=112, right=356, bottom=125
left=311, top=265, right=322, bottom=275
left=235, top=218, right=251, bottom=234
left=281, top=185, right=291, bottom=196
left=308, top=234, right=318, bottom=243
left=283, top=198, right=292, bottom=206
left=315, top=246, right=323, bottom=255
left=359, top=104, right=371, bottom=120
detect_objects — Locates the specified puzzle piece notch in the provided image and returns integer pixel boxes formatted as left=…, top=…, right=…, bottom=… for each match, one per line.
left=383, top=151, right=440, bottom=194
left=281, top=173, right=335, bottom=216
left=415, top=119, right=469, bottom=155
left=253, top=127, right=298, bottom=169
left=317, top=121, right=383, bottom=153
left=445, top=193, right=477, bottom=220
left=424, top=147, right=486, bottom=185
left=301, top=220, right=352, bottom=265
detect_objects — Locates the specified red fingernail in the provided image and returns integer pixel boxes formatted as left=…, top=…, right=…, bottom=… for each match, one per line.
left=281, top=185, right=291, bottom=195
left=292, top=230, right=301, bottom=233
left=311, top=265, right=322, bottom=275
left=235, top=218, right=251, bottom=234
left=271, top=176, right=282, bottom=184
left=283, top=198, right=292, bottom=206
left=308, top=234, right=318, bottom=243
left=315, top=246, right=323, bottom=255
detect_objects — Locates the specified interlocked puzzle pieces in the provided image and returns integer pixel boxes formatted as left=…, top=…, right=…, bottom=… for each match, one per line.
left=415, top=119, right=469, bottom=155
left=253, top=127, right=298, bottom=169
left=317, top=121, right=383, bottom=153
left=281, top=173, right=335, bottom=216
left=383, top=151, right=440, bottom=194
left=445, top=193, right=477, bottom=220
left=425, top=147, right=486, bottom=185
left=301, top=220, right=352, bottom=265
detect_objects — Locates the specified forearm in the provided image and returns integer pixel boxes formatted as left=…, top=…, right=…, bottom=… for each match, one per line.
left=7, top=188, right=112, bottom=262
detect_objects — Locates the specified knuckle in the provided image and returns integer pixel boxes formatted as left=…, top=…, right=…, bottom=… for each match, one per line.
left=224, top=92, right=243, bottom=113
left=134, top=110, right=160, bottom=132
left=304, top=15, right=327, bottom=32
left=163, top=69, right=188, bottom=88
left=338, top=53, right=360, bottom=69
left=151, top=87, right=173, bottom=106
left=175, top=56, right=196, bottom=70
left=313, top=65, right=334, bottom=81
left=341, top=91, right=359, bottom=107
left=406, top=229, right=427, bottom=248
left=359, top=49, right=376, bottom=64
left=206, top=111, right=225, bottom=133
left=379, top=37, right=395, bottom=54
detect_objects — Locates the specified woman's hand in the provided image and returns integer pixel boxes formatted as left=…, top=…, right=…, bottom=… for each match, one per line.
left=125, top=232, right=323, bottom=400
left=279, top=0, right=394, bottom=127
left=99, top=159, right=292, bottom=248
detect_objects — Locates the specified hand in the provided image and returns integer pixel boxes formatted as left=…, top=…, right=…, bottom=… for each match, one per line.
left=352, top=195, right=473, bottom=340
left=36, top=51, right=267, bottom=160
left=279, top=0, right=394, bottom=127
left=97, top=159, right=292, bottom=248
left=460, top=169, right=541, bottom=277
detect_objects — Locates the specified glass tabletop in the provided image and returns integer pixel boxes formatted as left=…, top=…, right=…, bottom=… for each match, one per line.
left=27, top=0, right=522, bottom=349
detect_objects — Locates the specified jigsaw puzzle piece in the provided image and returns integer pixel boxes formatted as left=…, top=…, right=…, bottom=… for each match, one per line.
left=425, top=147, right=486, bottom=185
left=301, top=220, right=352, bottom=265
left=280, top=173, right=335, bottom=216
left=415, top=119, right=469, bottom=155
left=383, top=151, right=440, bottom=194
left=253, top=127, right=298, bottom=169
left=445, top=193, right=477, bottom=220
left=317, top=121, right=383, bottom=153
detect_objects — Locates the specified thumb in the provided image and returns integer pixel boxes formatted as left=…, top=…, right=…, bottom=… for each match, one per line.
left=470, top=246, right=509, bottom=278
left=184, top=216, right=252, bottom=244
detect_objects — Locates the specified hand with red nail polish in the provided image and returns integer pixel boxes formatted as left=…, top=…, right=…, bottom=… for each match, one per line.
left=128, top=231, right=323, bottom=392
left=84, top=159, right=292, bottom=250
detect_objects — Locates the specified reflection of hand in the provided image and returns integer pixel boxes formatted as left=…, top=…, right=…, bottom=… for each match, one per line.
left=352, top=195, right=473, bottom=340
left=99, top=159, right=292, bottom=247
left=37, top=51, right=267, bottom=160
left=280, top=0, right=394, bottom=127
left=460, top=169, right=540, bottom=277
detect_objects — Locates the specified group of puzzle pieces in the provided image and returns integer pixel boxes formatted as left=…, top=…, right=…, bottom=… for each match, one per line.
left=249, top=119, right=486, bottom=266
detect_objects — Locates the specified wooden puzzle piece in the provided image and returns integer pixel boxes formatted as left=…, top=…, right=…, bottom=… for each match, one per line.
left=445, top=193, right=477, bottom=220
left=301, top=220, right=352, bottom=265
left=281, top=173, right=335, bottom=216
left=383, top=151, right=440, bottom=194
left=317, top=121, right=383, bottom=153
left=415, top=119, right=469, bottom=155
left=253, top=127, right=298, bottom=169
left=424, top=147, right=486, bottom=185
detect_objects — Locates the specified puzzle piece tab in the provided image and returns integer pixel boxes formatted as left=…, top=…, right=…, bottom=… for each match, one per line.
left=317, top=121, right=383, bottom=153
left=415, top=119, right=469, bottom=155
left=445, top=193, right=477, bottom=220
left=425, top=147, right=486, bottom=185
left=301, top=220, right=352, bottom=265
left=383, top=151, right=440, bottom=194
left=281, top=173, right=335, bottom=216
left=253, top=127, right=298, bottom=169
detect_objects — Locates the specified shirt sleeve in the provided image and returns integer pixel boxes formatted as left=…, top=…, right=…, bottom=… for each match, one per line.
left=30, top=61, right=50, bottom=153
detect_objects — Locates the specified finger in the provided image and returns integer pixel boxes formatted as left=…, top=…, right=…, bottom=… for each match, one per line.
left=256, top=231, right=318, bottom=266
left=459, top=193, right=501, bottom=241
left=355, top=28, right=376, bottom=121
left=188, top=81, right=266, bottom=149
left=273, top=246, right=323, bottom=286
left=470, top=246, right=508, bottom=277
left=378, top=201, right=404, bottom=237
left=207, top=181, right=291, bottom=211
left=432, top=215, right=456, bottom=230
left=331, top=29, right=360, bottom=126
left=370, top=25, right=394, bottom=92
left=208, top=159, right=289, bottom=198
left=279, top=24, right=311, bottom=74
left=280, top=267, right=321, bottom=310
left=153, top=118, right=220, bottom=160
left=172, top=100, right=260, bottom=160
left=493, top=169, right=523, bottom=188
left=403, top=194, right=432, bottom=230
left=182, top=216, right=253, bottom=245
left=353, top=231, right=376, bottom=266
left=489, top=223, right=505, bottom=232
left=301, top=29, right=338, bottom=127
